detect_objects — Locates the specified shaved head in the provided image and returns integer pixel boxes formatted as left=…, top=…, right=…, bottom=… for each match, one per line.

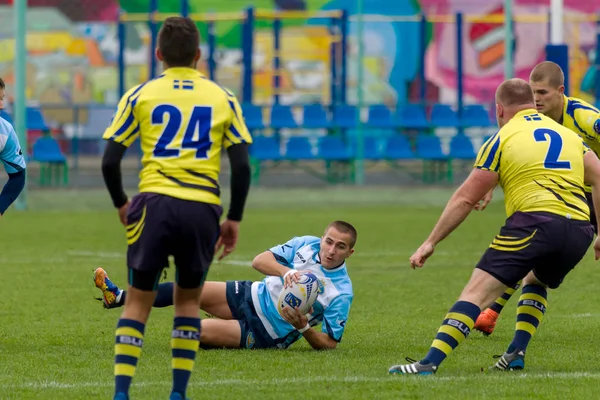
left=495, top=78, right=536, bottom=128
left=530, top=61, right=564, bottom=88
left=495, top=78, right=535, bottom=107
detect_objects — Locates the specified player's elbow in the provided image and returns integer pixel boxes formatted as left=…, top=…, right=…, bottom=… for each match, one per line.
left=251, top=251, right=268, bottom=270
left=312, top=339, right=337, bottom=351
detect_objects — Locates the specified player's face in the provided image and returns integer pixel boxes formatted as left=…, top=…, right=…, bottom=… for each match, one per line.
left=319, top=227, right=354, bottom=268
left=0, top=88, right=4, bottom=110
left=530, top=79, right=564, bottom=117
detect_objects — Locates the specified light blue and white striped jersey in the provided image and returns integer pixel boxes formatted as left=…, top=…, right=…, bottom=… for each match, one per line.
left=0, top=117, right=26, bottom=174
left=250, top=235, right=353, bottom=348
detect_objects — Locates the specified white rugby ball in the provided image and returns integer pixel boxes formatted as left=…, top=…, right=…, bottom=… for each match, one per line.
left=277, top=272, right=320, bottom=315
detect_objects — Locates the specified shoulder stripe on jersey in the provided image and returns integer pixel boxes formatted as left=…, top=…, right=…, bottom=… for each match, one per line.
left=566, top=100, right=599, bottom=136
left=114, top=82, right=148, bottom=123
left=482, top=136, right=500, bottom=169
left=3, top=159, right=25, bottom=172
left=110, top=90, right=144, bottom=140
left=228, top=123, right=244, bottom=141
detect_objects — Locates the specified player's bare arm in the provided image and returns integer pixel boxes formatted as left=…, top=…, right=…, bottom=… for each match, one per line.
left=280, top=306, right=337, bottom=350
left=410, top=168, right=499, bottom=269
left=252, top=251, right=300, bottom=286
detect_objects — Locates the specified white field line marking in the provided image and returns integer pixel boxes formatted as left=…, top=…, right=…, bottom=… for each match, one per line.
left=67, top=250, right=123, bottom=259
left=4, top=372, right=600, bottom=390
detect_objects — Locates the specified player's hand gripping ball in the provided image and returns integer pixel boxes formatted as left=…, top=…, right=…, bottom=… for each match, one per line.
left=278, top=272, right=320, bottom=315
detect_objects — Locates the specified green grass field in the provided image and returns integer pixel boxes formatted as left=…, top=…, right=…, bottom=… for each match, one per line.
left=1, top=187, right=599, bottom=399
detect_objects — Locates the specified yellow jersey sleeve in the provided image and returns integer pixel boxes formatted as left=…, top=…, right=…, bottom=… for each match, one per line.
left=223, top=95, right=253, bottom=149
left=102, top=84, right=144, bottom=148
left=573, top=105, right=600, bottom=142
left=474, top=133, right=501, bottom=172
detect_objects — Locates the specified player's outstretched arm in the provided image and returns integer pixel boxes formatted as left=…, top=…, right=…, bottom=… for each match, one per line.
left=214, top=144, right=251, bottom=260
left=252, top=251, right=294, bottom=278
left=101, top=141, right=129, bottom=225
left=410, top=168, right=498, bottom=269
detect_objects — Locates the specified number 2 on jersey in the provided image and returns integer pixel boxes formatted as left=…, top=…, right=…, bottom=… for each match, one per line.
left=533, top=128, right=571, bottom=169
left=152, top=105, right=212, bottom=159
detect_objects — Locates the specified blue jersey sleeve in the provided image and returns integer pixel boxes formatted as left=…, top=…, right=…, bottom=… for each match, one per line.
left=0, top=121, right=26, bottom=174
left=321, top=294, right=352, bottom=342
left=268, top=236, right=316, bottom=267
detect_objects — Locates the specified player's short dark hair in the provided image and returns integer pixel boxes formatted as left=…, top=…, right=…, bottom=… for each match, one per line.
left=530, top=61, right=564, bottom=88
left=326, top=221, right=357, bottom=248
left=158, top=17, right=200, bottom=67
left=496, top=78, right=535, bottom=107
left=0, top=77, right=5, bottom=90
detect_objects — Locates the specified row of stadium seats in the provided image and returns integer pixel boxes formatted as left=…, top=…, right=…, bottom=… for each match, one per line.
left=251, top=133, right=481, bottom=161
left=243, top=103, right=494, bottom=130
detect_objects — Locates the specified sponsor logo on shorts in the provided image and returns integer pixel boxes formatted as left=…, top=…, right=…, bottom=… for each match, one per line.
left=246, top=331, right=255, bottom=349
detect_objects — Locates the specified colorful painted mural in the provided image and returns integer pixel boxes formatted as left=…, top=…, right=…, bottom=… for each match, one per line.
left=0, top=0, right=598, bottom=131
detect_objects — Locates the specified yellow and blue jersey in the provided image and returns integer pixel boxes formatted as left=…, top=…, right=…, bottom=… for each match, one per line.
left=561, top=95, right=600, bottom=156
left=251, top=236, right=353, bottom=348
left=103, top=67, right=253, bottom=205
left=475, top=109, right=590, bottom=221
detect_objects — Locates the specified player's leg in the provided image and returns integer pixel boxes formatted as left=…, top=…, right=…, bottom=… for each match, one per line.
left=113, top=193, right=170, bottom=400
left=474, top=280, right=522, bottom=336
left=493, top=218, right=594, bottom=371
left=169, top=200, right=222, bottom=400
left=390, top=268, right=510, bottom=375
left=390, top=216, right=537, bottom=375
left=199, top=319, right=243, bottom=348
left=492, top=270, right=546, bottom=371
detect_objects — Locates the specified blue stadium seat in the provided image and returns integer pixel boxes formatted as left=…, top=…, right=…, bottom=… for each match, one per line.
left=383, top=135, right=415, bottom=159
left=461, top=104, right=492, bottom=127
left=367, top=105, right=396, bottom=128
left=285, top=136, right=314, bottom=160
left=333, top=105, right=358, bottom=129
left=241, top=104, right=265, bottom=130
left=396, top=104, right=429, bottom=129
left=430, top=104, right=459, bottom=128
left=251, top=136, right=282, bottom=161
left=449, top=134, right=476, bottom=159
left=318, top=136, right=353, bottom=160
left=303, top=104, right=331, bottom=129
left=356, top=137, right=380, bottom=160
left=32, top=136, right=66, bottom=163
left=26, top=107, right=49, bottom=130
left=270, top=105, right=298, bottom=129
left=416, top=134, right=447, bottom=160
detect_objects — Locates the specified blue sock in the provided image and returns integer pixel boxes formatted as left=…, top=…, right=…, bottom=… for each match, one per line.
left=114, top=319, right=145, bottom=399
left=171, top=317, right=201, bottom=398
left=507, top=284, right=547, bottom=353
left=154, top=282, right=175, bottom=307
left=421, top=301, right=480, bottom=367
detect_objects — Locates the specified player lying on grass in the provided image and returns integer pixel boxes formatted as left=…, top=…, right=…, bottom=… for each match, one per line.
left=389, top=78, right=600, bottom=375
left=95, top=221, right=356, bottom=351
left=0, top=77, right=26, bottom=217
left=475, top=61, right=600, bottom=336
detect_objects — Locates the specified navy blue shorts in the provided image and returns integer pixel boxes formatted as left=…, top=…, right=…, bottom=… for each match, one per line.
left=225, top=280, right=281, bottom=349
left=477, top=211, right=594, bottom=289
left=126, top=193, right=222, bottom=290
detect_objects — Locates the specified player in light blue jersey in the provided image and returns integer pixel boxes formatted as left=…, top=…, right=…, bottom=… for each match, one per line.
left=94, top=220, right=356, bottom=350
left=0, top=77, right=26, bottom=216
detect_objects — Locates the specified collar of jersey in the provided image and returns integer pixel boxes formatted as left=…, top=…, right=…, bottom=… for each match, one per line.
left=320, top=261, right=347, bottom=275
left=160, top=67, right=204, bottom=78
left=513, top=108, right=538, bottom=118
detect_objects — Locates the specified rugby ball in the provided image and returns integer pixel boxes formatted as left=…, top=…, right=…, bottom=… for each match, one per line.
left=277, top=272, right=320, bottom=315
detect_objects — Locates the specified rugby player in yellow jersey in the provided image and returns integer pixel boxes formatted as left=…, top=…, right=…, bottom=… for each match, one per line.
left=99, top=17, right=252, bottom=400
left=389, top=79, right=600, bottom=375
left=475, top=61, right=600, bottom=335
